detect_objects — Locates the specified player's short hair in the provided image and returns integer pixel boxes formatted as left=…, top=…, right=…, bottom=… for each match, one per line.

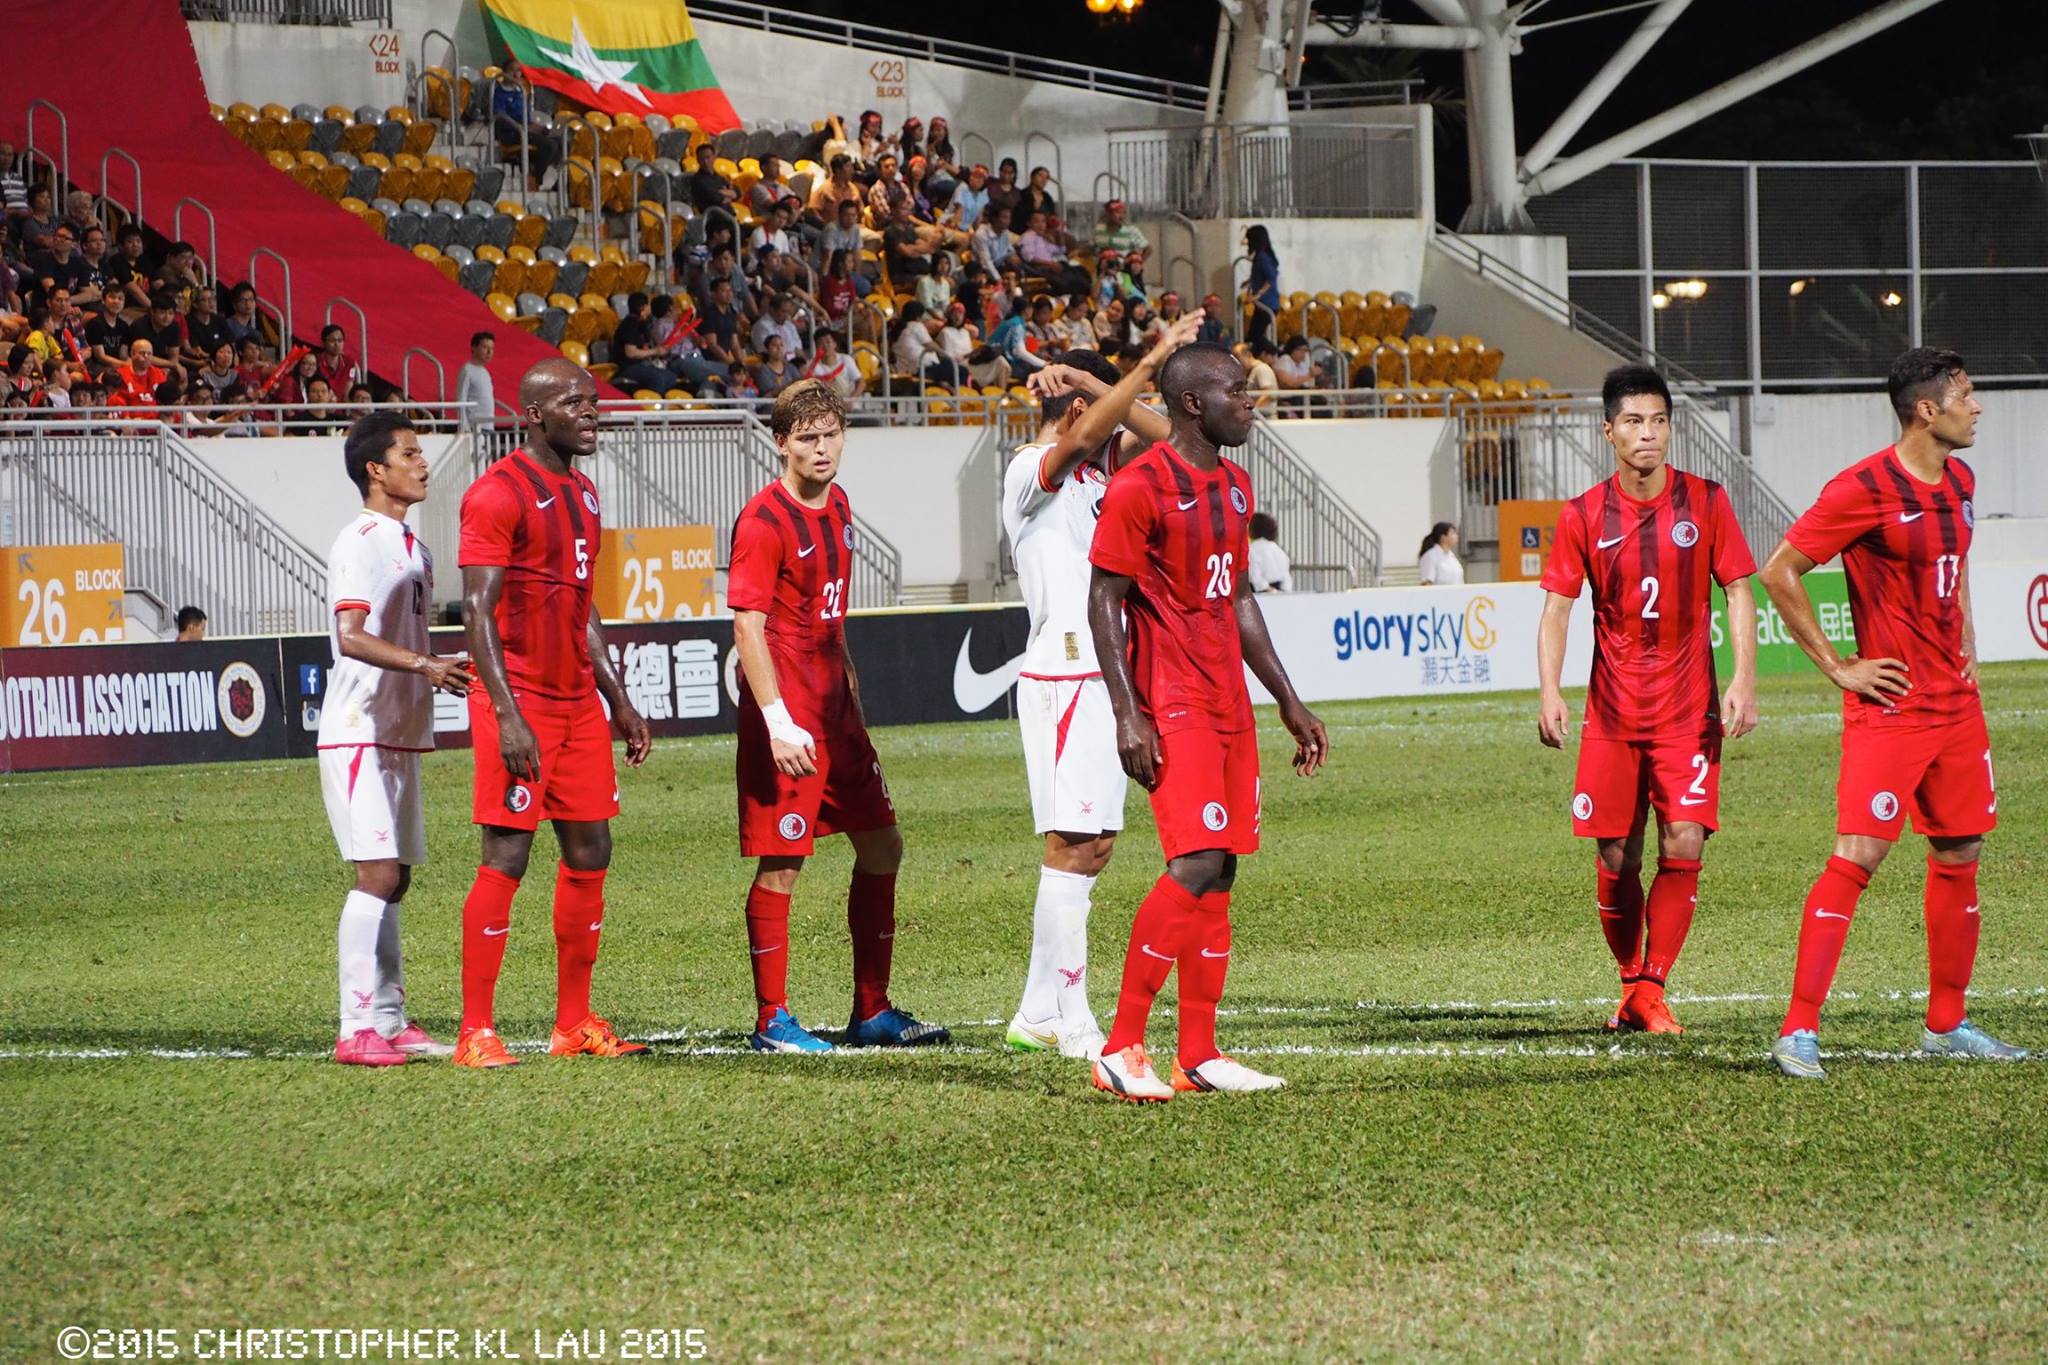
left=1601, top=364, right=1671, bottom=420
left=343, top=411, right=415, bottom=497
left=175, top=605, right=207, bottom=631
left=770, top=379, right=845, bottom=440
left=1888, top=346, right=1967, bottom=424
left=470, top=330, right=493, bottom=348
left=1157, top=340, right=1234, bottom=406
left=1040, top=348, right=1121, bottom=423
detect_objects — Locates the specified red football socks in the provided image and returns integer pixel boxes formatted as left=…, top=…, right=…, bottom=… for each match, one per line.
left=1595, top=860, right=1646, bottom=980
left=1177, top=888, right=1232, bottom=1068
left=745, top=883, right=792, bottom=1030
left=460, top=865, right=520, bottom=1034
left=1641, top=857, right=1702, bottom=987
left=1781, top=855, right=1872, bottom=1035
left=1923, top=857, right=1980, bottom=1034
left=847, top=871, right=896, bottom=1022
left=1103, top=875, right=1199, bottom=1056
left=552, top=864, right=606, bottom=1032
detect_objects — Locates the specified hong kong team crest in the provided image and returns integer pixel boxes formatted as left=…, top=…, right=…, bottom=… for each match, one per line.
left=1201, top=801, right=1229, bottom=832
left=1962, top=499, right=1975, bottom=528
left=1572, top=792, right=1594, bottom=821
left=1230, top=486, right=1248, bottom=515
left=1870, top=790, right=1900, bottom=821
left=581, top=489, right=600, bottom=515
left=1670, top=519, right=1699, bottom=548
left=505, top=784, right=533, bottom=814
left=778, top=812, right=808, bottom=840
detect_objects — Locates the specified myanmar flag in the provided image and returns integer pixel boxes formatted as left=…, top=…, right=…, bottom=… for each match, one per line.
left=480, top=0, right=740, bottom=132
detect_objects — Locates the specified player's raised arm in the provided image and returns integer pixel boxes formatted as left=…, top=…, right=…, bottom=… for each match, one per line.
left=462, top=563, right=539, bottom=781
left=1087, top=566, right=1160, bottom=789
left=335, top=608, right=473, bottom=695
left=1232, top=574, right=1326, bottom=775
left=587, top=615, right=651, bottom=767
left=1759, top=540, right=1909, bottom=704
left=1027, top=311, right=1204, bottom=480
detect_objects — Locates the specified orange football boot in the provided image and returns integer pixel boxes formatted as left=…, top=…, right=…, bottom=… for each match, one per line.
left=549, top=1015, right=650, bottom=1057
left=1630, top=981, right=1684, bottom=1034
left=451, top=1026, right=521, bottom=1068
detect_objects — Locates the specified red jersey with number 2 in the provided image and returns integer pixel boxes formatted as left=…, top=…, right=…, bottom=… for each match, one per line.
left=1784, top=447, right=1979, bottom=729
left=1542, top=468, right=1755, bottom=741
left=1089, top=441, right=1255, bottom=735
left=457, top=448, right=600, bottom=703
left=728, top=480, right=856, bottom=717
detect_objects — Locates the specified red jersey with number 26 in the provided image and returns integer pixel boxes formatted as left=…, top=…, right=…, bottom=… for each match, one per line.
left=457, top=448, right=600, bottom=703
left=1542, top=468, right=1755, bottom=741
left=1784, top=447, right=1979, bottom=729
left=1089, top=441, right=1255, bottom=735
left=727, top=480, right=856, bottom=717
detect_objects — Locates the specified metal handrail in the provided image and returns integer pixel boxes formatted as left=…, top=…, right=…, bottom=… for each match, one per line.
left=323, top=296, right=370, bottom=384
left=1288, top=79, right=1420, bottom=109
left=1023, top=131, right=1062, bottom=208
left=99, top=147, right=143, bottom=232
left=173, top=197, right=219, bottom=285
left=1300, top=298, right=1343, bottom=347
left=630, top=163, right=672, bottom=281
left=1090, top=169, right=1128, bottom=208
left=959, top=132, right=994, bottom=173
left=1165, top=210, right=1201, bottom=296
left=485, top=69, right=534, bottom=195
left=26, top=98, right=69, bottom=192
left=247, top=247, right=293, bottom=348
left=402, top=347, right=447, bottom=417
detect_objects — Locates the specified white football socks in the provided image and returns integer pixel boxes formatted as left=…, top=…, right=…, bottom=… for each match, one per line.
left=1019, top=866, right=1095, bottom=1025
left=373, top=900, right=407, bottom=1037
left=338, top=889, right=385, bottom=1035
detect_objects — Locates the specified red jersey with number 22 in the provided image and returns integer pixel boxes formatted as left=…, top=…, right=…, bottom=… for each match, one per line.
left=457, top=448, right=599, bottom=703
left=1784, top=447, right=1979, bottom=729
left=727, top=480, right=856, bottom=718
left=1089, top=441, right=1255, bottom=735
left=1542, top=468, right=1755, bottom=741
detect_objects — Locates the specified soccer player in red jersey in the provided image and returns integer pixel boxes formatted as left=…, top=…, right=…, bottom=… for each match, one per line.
left=730, top=380, right=947, bottom=1053
left=1537, top=365, right=1759, bottom=1033
left=1085, top=341, right=1328, bottom=1101
left=1761, top=348, right=2026, bottom=1078
left=452, top=359, right=653, bottom=1068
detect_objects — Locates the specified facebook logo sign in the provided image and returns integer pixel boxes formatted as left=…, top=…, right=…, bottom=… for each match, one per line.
left=300, top=664, right=323, bottom=696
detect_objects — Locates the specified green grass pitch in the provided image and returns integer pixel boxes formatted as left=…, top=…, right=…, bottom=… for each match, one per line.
left=3, top=667, right=2045, bottom=1359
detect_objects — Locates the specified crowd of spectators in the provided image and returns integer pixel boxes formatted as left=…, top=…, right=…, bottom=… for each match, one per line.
left=0, top=138, right=379, bottom=430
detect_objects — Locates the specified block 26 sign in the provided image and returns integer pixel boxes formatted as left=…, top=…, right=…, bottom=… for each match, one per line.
left=2, top=544, right=127, bottom=646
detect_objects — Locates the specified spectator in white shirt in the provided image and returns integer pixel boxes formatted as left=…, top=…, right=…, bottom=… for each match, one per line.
left=455, top=330, right=495, bottom=427
left=1241, top=337, right=1280, bottom=408
left=971, top=203, right=1019, bottom=280
left=801, top=329, right=862, bottom=398
left=1248, top=513, right=1293, bottom=592
left=1418, top=522, right=1465, bottom=585
left=750, top=292, right=805, bottom=361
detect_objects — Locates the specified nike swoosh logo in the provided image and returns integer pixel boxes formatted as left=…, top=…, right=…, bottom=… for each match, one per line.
left=588, top=920, right=603, bottom=932
left=1139, top=943, right=1174, bottom=962
left=750, top=944, right=783, bottom=955
left=1199, top=947, right=1230, bottom=958
left=1177, top=498, right=1199, bottom=511
left=1898, top=511, right=1924, bottom=522
left=1812, top=909, right=1850, bottom=921
left=1964, top=904, right=1979, bottom=915
left=951, top=634, right=1024, bottom=714
left=1679, top=795, right=1707, bottom=807
left=878, top=931, right=895, bottom=940
left=535, top=496, right=556, bottom=509
left=797, top=543, right=816, bottom=557
left=1596, top=534, right=1626, bottom=550
left=482, top=925, right=510, bottom=936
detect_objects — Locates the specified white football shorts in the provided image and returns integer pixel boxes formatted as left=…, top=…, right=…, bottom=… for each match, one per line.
left=1018, top=676, right=1127, bottom=836
left=319, top=744, right=428, bottom=864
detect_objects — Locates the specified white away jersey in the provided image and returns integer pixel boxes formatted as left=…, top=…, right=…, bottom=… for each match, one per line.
left=317, top=510, right=435, bottom=750
left=1003, top=441, right=1112, bottom=679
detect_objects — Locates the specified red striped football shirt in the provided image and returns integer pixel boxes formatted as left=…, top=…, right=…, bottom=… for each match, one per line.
left=1784, top=447, right=1980, bottom=728
left=457, top=448, right=600, bottom=703
left=1542, top=468, right=1755, bottom=741
left=727, top=479, right=856, bottom=711
left=1088, top=440, right=1255, bottom=734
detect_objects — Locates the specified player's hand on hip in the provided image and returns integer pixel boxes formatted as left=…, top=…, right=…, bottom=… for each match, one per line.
left=1284, top=702, right=1328, bottom=776
left=1117, top=712, right=1162, bottom=790
left=1960, top=643, right=1980, bottom=685
left=1830, top=654, right=1910, bottom=704
left=1537, top=693, right=1570, bottom=749
left=424, top=653, right=475, bottom=696
left=616, top=702, right=652, bottom=767
left=1720, top=680, right=1759, bottom=739
left=497, top=710, right=542, bottom=782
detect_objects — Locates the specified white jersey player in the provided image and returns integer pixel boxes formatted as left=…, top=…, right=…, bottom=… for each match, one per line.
left=999, top=315, right=1205, bottom=1058
left=319, top=414, right=474, bottom=1066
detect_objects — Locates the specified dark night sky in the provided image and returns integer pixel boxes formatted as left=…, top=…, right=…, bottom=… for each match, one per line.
left=766, top=0, right=2048, bottom=221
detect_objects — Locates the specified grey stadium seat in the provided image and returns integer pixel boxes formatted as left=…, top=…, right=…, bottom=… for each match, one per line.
left=538, top=244, right=568, bottom=264
left=744, top=128, right=777, bottom=162
left=311, top=119, right=343, bottom=153
left=421, top=213, right=455, bottom=249
left=554, top=260, right=589, bottom=296
left=370, top=195, right=402, bottom=218
left=485, top=214, right=517, bottom=249
left=459, top=260, right=496, bottom=296
left=401, top=197, right=433, bottom=217
left=543, top=215, right=579, bottom=250
left=656, top=130, right=693, bottom=162
left=443, top=242, right=475, bottom=265
left=345, top=166, right=383, bottom=202
left=538, top=307, right=568, bottom=345
left=471, top=166, right=506, bottom=202
left=384, top=212, right=424, bottom=249
left=454, top=214, right=487, bottom=249
left=373, top=121, right=406, bottom=157
left=516, top=292, right=547, bottom=317
left=714, top=129, right=747, bottom=161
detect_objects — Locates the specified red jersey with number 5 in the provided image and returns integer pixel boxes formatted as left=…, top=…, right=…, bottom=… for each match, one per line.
left=457, top=448, right=600, bottom=703
left=728, top=479, right=855, bottom=714
left=1089, top=441, right=1255, bottom=735
left=1784, top=447, right=1979, bottom=729
left=1542, top=468, right=1755, bottom=741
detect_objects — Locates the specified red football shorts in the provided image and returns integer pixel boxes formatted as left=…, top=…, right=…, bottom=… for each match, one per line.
left=1570, top=732, right=1722, bottom=838
left=469, top=691, right=620, bottom=829
left=737, top=687, right=896, bottom=857
left=1836, top=710, right=1996, bottom=840
left=1149, top=724, right=1261, bottom=861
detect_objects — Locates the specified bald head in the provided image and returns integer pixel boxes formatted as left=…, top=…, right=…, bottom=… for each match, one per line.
left=518, top=356, right=592, bottom=408
left=1157, top=341, right=1236, bottom=410
left=1157, top=341, right=1254, bottom=453
left=520, top=356, right=600, bottom=464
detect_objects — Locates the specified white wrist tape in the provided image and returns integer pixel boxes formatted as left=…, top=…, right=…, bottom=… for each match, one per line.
left=762, top=698, right=814, bottom=749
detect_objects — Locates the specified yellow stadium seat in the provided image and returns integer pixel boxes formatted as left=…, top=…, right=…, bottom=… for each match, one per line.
left=411, top=243, right=441, bottom=261
left=486, top=293, right=517, bottom=321
left=559, top=339, right=591, bottom=367
left=475, top=244, right=506, bottom=264
left=507, top=244, right=537, bottom=264
left=266, top=149, right=297, bottom=172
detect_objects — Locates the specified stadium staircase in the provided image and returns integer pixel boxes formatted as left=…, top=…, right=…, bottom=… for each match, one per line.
left=0, top=0, right=582, bottom=408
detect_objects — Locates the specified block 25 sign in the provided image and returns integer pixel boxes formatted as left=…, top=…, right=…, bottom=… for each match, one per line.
left=594, top=527, right=718, bottom=622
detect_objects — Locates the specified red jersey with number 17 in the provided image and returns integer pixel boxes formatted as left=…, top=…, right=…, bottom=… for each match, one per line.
left=1541, top=468, right=1755, bottom=741
left=727, top=479, right=856, bottom=715
left=457, top=448, right=600, bottom=703
left=1784, top=447, right=1979, bottom=729
left=1088, top=441, right=1256, bottom=735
